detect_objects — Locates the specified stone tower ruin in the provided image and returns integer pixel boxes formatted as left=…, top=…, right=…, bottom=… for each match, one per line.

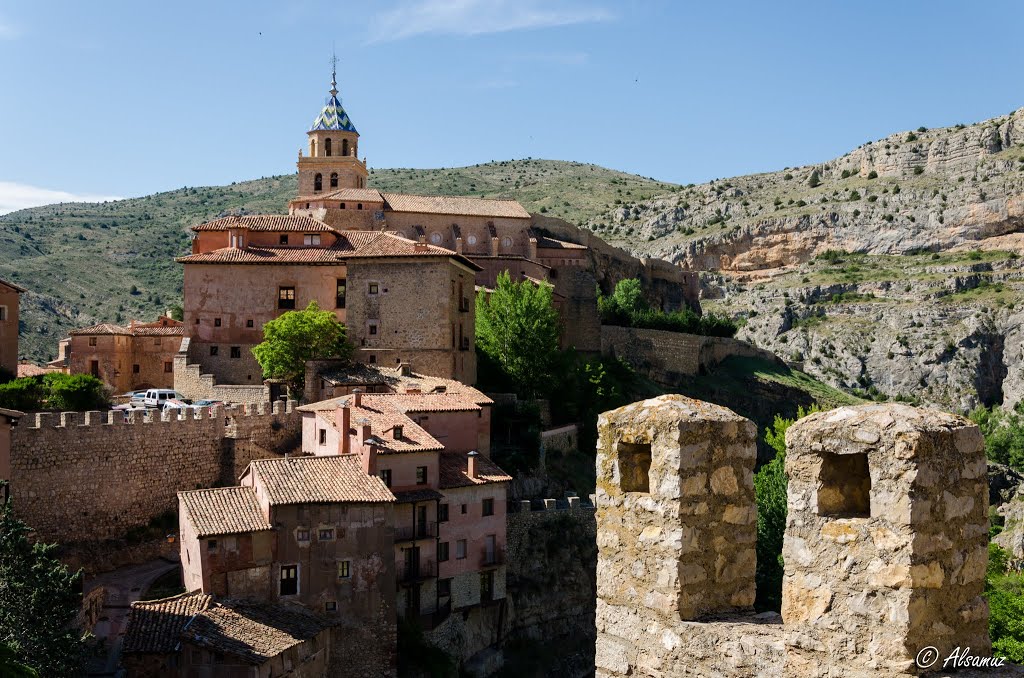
left=594, top=395, right=992, bottom=677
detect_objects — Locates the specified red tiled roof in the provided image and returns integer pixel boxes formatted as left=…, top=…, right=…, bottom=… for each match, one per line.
left=0, top=278, right=26, bottom=293
left=319, top=401, right=444, bottom=454
left=364, top=393, right=481, bottom=414
left=16, top=363, right=51, bottom=378
left=70, top=318, right=186, bottom=337
left=247, top=455, right=395, bottom=504
left=438, top=452, right=512, bottom=489
left=132, top=326, right=186, bottom=336
left=178, top=230, right=482, bottom=270
left=123, top=592, right=213, bottom=654
left=191, top=215, right=334, bottom=232
left=535, top=235, right=588, bottom=250
left=178, top=487, right=273, bottom=538
left=303, top=365, right=493, bottom=406
left=382, top=193, right=531, bottom=219
left=181, top=599, right=326, bottom=665
left=69, top=323, right=133, bottom=336
left=290, top=188, right=385, bottom=203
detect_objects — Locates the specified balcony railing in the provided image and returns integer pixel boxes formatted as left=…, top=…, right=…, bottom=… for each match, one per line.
left=480, top=547, right=505, bottom=568
left=395, top=521, right=438, bottom=542
left=398, top=558, right=437, bottom=584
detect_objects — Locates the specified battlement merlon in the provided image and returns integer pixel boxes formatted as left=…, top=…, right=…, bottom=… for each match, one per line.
left=595, top=394, right=757, bottom=621
left=21, top=401, right=297, bottom=430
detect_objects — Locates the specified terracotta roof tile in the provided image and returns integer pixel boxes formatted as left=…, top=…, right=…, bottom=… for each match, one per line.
left=178, top=230, right=481, bottom=270
left=438, top=452, right=512, bottom=489
left=16, top=364, right=50, bottom=378
left=319, top=402, right=444, bottom=454
left=70, top=318, right=186, bottom=337
left=132, top=325, right=186, bottom=336
left=191, top=215, right=334, bottom=232
left=535, top=234, right=588, bottom=250
left=393, top=488, right=445, bottom=503
left=0, top=278, right=26, bottom=293
left=382, top=193, right=531, bottom=219
left=291, top=188, right=384, bottom=203
left=302, top=365, right=492, bottom=406
left=364, top=393, right=482, bottom=414
left=123, top=592, right=213, bottom=654
left=181, top=599, right=326, bottom=665
left=69, top=323, right=133, bottom=336
left=247, top=455, right=395, bottom=504
left=178, top=487, right=272, bottom=537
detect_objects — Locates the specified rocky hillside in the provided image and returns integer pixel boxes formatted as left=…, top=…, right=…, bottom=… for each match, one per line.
left=587, top=107, right=1024, bottom=412
left=0, top=161, right=672, bottom=363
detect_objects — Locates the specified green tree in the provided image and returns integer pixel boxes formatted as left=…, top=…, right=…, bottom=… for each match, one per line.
left=754, top=404, right=820, bottom=611
left=43, top=373, right=109, bottom=411
left=0, top=484, right=85, bottom=676
left=475, top=271, right=560, bottom=397
left=986, top=543, right=1024, bottom=662
left=168, top=304, right=184, bottom=321
left=0, top=642, right=38, bottom=678
left=251, top=301, right=353, bottom=395
left=0, top=377, right=45, bottom=411
left=970, top=403, right=1024, bottom=471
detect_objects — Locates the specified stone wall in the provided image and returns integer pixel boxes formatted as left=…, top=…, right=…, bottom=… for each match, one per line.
left=593, top=396, right=994, bottom=677
left=6, top=402, right=300, bottom=546
left=600, top=325, right=781, bottom=383
left=174, top=338, right=271, bottom=405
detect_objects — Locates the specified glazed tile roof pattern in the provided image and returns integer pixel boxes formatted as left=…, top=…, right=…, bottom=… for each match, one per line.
left=123, top=592, right=212, bottom=654
left=291, top=188, right=384, bottom=203
left=381, top=192, right=531, bottom=219
left=178, top=487, right=272, bottom=537
left=178, top=230, right=481, bottom=270
left=248, top=455, right=395, bottom=504
left=192, top=215, right=334, bottom=232
left=0, top=278, right=26, bottom=292
left=181, top=599, right=326, bottom=665
left=319, top=402, right=445, bottom=454
left=310, top=93, right=357, bottom=132
left=438, top=452, right=513, bottom=489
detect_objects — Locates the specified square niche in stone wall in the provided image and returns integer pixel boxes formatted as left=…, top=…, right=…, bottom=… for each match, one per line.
left=617, top=441, right=652, bottom=494
left=817, top=452, right=871, bottom=518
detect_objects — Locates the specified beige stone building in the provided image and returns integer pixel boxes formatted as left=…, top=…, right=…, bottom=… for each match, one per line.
left=61, top=316, right=184, bottom=393
left=0, top=278, right=24, bottom=377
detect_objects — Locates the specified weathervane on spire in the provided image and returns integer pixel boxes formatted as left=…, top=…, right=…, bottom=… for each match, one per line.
left=329, top=49, right=339, bottom=99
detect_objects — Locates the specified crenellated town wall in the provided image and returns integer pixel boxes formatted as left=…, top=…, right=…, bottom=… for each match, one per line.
left=4, top=402, right=300, bottom=546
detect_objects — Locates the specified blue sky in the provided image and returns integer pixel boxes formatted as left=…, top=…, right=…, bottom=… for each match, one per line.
left=1, top=0, right=1022, bottom=213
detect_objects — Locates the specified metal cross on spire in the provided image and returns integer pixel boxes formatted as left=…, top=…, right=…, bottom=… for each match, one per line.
left=329, top=49, right=339, bottom=98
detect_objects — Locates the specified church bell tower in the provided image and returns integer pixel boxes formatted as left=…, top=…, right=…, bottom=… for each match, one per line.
left=297, top=57, right=368, bottom=196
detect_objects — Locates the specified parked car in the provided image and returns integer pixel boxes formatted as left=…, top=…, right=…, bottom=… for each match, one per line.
left=162, top=398, right=222, bottom=412
left=142, top=389, right=187, bottom=408
left=193, top=399, right=223, bottom=408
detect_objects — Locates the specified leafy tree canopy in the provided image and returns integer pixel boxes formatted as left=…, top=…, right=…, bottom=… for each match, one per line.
left=970, top=403, right=1024, bottom=471
left=0, top=484, right=85, bottom=676
left=475, top=271, right=561, bottom=397
left=252, top=301, right=353, bottom=394
left=0, top=373, right=107, bottom=412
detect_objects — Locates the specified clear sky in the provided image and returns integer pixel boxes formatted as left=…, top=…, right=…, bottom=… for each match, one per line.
left=1, top=0, right=1022, bottom=213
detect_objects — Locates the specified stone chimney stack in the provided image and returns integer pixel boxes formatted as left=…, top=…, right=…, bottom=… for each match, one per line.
left=335, top=405, right=351, bottom=455
left=415, top=241, right=429, bottom=252
left=399, top=363, right=413, bottom=377
left=352, top=388, right=362, bottom=408
left=467, top=450, right=480, bottom=480
left=528, top=236, right=538, bottom=260
left=363, top=439, right=378, bottom=476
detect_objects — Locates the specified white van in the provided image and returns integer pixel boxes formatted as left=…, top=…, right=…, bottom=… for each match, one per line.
left=142, top=389, right=186, bottom=408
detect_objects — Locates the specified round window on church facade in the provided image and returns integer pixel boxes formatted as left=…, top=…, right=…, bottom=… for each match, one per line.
left=430, top=232, right=443, bottom=244
left=467, top=234, right=478, bottom=246
left=501, top=236, right=513, bottom=248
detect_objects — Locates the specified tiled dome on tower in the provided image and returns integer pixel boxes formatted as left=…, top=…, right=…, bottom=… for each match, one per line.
left=310, top=67, right=357, bottom=133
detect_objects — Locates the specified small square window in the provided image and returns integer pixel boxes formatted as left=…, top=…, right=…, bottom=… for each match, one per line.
left=369, top=355, right=376, bottom=364
left=325, top=601, right=337, bottom=612
left=207, top=539, right=218, bottom=552
left=438, top=541, right=450, bottom=562
left=818, top=453, right=872, bottom=518
left=304, top=234, right=321, bottom=246
left=210, top=346, right=219, bottom=357
left=195, top=318, right=200, bottom=324
left=618, top=441, right=652, bottom=493
left=319, top=429, right=327, bottom=445
left=280, top=234, right=289, bottom=245
left=132, top=364, right=140, bottom=374
left=380, top=469, right=392, bottom=487
left=0, top=306, right=6, bottom=321
left=368, top=283, right=379, bottom=295
left=438, top=578, right=452, bottom=597
left=456, top=539, right=467, bottom=560
left=482, top=498, right=494, bottom=516
left=230, top=346, right=241, bottom=359
left=214, top=318, right=222, bottom=327
left=318, top=528, right=335, bottom=541
left=416, top=466, right=427, bottom=485
left=164, top=361, right=173, bottom=373
left=154, top=337, right=162, bottom=346
left=369, top=324, right=378, bottom=335
left=246, top=319, right=254, bottom=328
left=89, top=337, right=97, bottom=347
left=461, top=504, right=467, bottom=515
left=338, top=560, right=351, bottom=579
left=296, top=529, right=310, bottom=542
left=278, top=286, right=296, bottom=309
left=438, top=504, right=449, bottom=523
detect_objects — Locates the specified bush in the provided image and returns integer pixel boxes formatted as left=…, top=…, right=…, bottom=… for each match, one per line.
left=598, top=279, right=738, bottom=337
left=970, top=403, right=1024, bottom=471
left=986, top=543, right=1024, bottom=662
left=867, top=170, right=878, bottom=179
left=0, top=378, right=45, bottom=411
left=43, top=374, right=108, bottom=411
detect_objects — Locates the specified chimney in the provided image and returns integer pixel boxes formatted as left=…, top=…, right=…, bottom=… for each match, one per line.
left=415, top=241, right=429, bottom=252
left=335, top=405, right=351, bottom=455
left=467, top=450, right=480, bottom=480
left=406, top=382, right=421, bottom=395
left=356, top=417, right=372, bottom=447
left=352, top=388, right=362, bottom=408
left=363, top=439, right=378, bottom=476
left=455, top=236, right=464, bottom=254
left=528, top=237, right=538, bottom=260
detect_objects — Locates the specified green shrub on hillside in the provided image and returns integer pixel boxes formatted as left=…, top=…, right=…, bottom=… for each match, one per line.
left=598, top=279, right=738, bottom=337
left=0, top=374, right=108, bottom=412
left=970, top=404, right=1024, bottom=471
left=986, top=543, right=1024, bottom=662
